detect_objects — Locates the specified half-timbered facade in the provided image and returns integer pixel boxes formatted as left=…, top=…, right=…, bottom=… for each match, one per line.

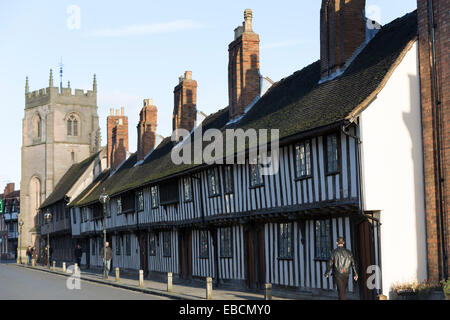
left=49, top=5, right=429, bottom=300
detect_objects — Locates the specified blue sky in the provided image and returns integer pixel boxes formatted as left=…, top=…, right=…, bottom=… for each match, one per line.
left=0, top=0, right=417, bottom=192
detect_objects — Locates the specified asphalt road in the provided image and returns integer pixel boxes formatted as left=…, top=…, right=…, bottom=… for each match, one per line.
left=0, top=262, right=168, bottom=300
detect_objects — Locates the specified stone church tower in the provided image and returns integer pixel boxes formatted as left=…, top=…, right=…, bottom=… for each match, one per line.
left=19, top=70, right=100, bottom=254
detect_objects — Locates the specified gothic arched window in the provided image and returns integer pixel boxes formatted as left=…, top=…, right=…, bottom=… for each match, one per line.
left=33, top=114, right=42, bottom=140
left=67, top=114, right=79, bottom=137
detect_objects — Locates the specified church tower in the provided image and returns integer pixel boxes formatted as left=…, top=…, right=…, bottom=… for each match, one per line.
left=19, top=70, right=101, bottom=253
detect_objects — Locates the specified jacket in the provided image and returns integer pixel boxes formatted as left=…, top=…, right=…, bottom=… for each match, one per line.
left=325, top=246, right=358, bottom=277
left=100, top=247, right=113, bottom=260
left=74, top=248, right=83, bottom=259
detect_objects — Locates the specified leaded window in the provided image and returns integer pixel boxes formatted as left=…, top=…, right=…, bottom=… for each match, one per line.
left=279, top=223, right=293, bottom=259
left=149, top=232, right=156, bottom=256
left=199, top=230, right=209, bottom=258
left=315, top=220, right=331, bottom=260
left=126, top=234, right=131, bottom=256
left=151, top=186, right=158, bottom=209
left=136, top=190, right=144, bottom=212
left=250, top=163, right=263, bottom=187
left=326, top=134, right=339, bottom=174
left=116, top=236, right=121, bottom=255
left=220, top=228, right=233, bottom=258
left=224, top=166, right=234, bottom=194
left=295, top=140, right=312, bottom=178
left=183, top=177, right=193, bottom=202
left=207, top=168, right=220, bottom=197
left=116, top=198, right=122, bottom=215
left=163, top=232, right=171, bottom=257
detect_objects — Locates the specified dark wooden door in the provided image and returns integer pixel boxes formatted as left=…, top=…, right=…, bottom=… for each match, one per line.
left=179, top=229, right=192, bottom=280
left=358, top=219, right=376, bottom=300
left=139, top=232, right=148, bottom=276
left=245, top=225, right=265, bottom=289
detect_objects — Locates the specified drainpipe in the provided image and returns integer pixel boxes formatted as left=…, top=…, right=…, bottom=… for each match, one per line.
left=428, top=0, right=447, bottom=280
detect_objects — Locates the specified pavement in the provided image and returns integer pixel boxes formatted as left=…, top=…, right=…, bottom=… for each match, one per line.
left=8, top=261, right=314, bottom=300
left=0, top=261, right=167, bottom=300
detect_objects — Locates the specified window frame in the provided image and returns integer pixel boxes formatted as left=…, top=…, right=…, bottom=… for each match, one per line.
left=183, top=177, right=193, bottom=203
left=149, top=232, right=156, bottom=256
left=219, top=228, right=233, bottom=258
left=278, top=223, right=294, bottom=260
left=249, top=163, right=264, bottom=188
left=116, top=197, right=122, bottom=215
left=223, top=166, right=234, bottom=194
left=295, top=140, right=312, bottom=180
left=314, top=219, right=332, bottom=261
left=325, top=133, right=340, bottom=175
left=207, top=168, right=221, bottom=198
left=115, top=235, right=121, bottom=256
left=125, top=234, right=131, bottom=256
left=67, top=114, right=79, bottom=137
left=150, top=186, right=159, bottom=209
left=136, top=190, right=144, bottom=212
left=162, top=232, right=171, bottom=257
left=199, top=230, right=209, bottom=259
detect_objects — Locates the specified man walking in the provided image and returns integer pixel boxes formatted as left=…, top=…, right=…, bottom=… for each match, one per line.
left=100, top=242, right=113, bottom=276
left=26, top=246, right=32, bottom=265
left=325, top=237, right=358, bottom=300
left=74, top=244, right=83, bottom=269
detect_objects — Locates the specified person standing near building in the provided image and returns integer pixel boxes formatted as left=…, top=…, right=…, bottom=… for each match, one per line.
left=325, top=237, right=358, bottom=300
left=26, top=246, right=32, bottom=265
left=100, top=242, right=112, bottom=275
left=74, top=244, right=83, bottom=268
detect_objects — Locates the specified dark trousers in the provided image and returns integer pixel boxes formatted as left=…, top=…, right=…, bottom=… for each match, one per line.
left=335, top=273, right=349, bottom=300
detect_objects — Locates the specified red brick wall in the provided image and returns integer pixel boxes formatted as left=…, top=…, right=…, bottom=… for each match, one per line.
left=173, top=71, right=197, bottom=133
left=418, top=0, right=449, bottom=282
left=320, top=0, right=366, bottom=78
left=228, top=10, right=261, bottom=119
left=137, top=99, right=158, bottom=161
left=107, top=108, right=128, bottom=167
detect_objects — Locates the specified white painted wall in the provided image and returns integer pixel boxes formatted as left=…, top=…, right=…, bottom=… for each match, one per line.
left=360, top=41, right=427, bottom=297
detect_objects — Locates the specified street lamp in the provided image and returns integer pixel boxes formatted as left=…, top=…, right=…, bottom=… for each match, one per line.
left=18, top=219, right=24, bottom=264
left=99, top=188, right=109, bottom=279
left=44, top=211, right=52, bottom=268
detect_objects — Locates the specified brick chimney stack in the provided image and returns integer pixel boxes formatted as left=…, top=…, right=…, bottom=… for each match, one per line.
left=320, top=0, right=367, bottom=79
left=417, top=0, right=449, bottom=282
left=107, top=108, right=128, bottom=168
left=4, top=183, right=14, bottom=195
left=228, top=9, right=261, bottom=120
left=137, top=99, right=158, bottom=161
left=173, top=71, right=197, bottom=134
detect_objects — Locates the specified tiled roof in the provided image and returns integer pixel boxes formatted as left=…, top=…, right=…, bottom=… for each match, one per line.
left=40, top=151, right=101, bottom=208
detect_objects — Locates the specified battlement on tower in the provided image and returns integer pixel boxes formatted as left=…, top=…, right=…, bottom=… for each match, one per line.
left=26, top=86, right=97, bottom=108
left=25, top=72, right=98, bottom=108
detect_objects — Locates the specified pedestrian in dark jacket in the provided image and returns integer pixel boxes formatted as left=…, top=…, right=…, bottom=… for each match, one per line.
left=100, top=242, right=113, bottom=275
left=26, top=246, right=32, bottom=265
left=74, top=244, right=83, bottom=268
left=325, top=237, right=358, bottom=300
